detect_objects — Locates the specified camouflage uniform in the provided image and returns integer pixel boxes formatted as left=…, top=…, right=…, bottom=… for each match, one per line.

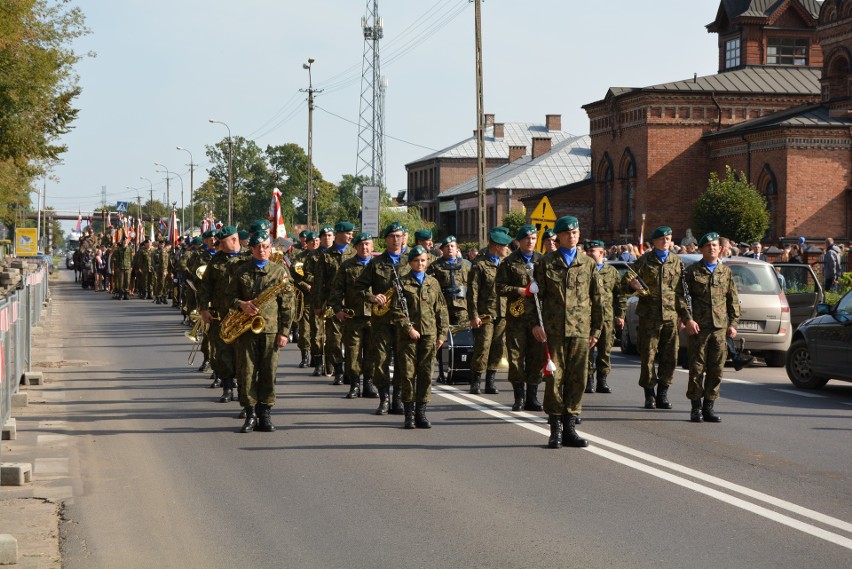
left=467, top=254, right=507, bottom=392
left=428, top=256, right=469, bottom=325
left=303, top=248, right=326, bottom=368
left=152, top=245, right=169, bottom=301
left=290, top=248, right=313, bottom=365
left=133, top=246, right=153, bottom=298
left=587, top=263, right=627, bottom=389
left=313, top=244, right=356, bottom=381
left=188, top=246, right=215, bottom=364
left=114, top=244, right=133, bottom=298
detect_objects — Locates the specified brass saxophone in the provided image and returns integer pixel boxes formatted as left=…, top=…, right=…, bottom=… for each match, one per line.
left=220, top=279, right=294, bottom=344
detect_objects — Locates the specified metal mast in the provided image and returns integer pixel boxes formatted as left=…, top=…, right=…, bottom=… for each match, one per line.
left=356, top=0, right=385, bottom=189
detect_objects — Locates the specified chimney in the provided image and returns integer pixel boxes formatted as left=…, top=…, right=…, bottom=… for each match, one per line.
left=531, top=137, right=552, bottom=159
left=545, top=114, right=561, bottom=132
left=509, top=145, right=526, bottom=162
left=493, top=123, right=504, bottom=139
left=485, top=113, right=495, bottom=127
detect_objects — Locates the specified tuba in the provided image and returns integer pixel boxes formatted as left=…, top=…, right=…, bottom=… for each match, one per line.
left=371, top=287, right=395, bottom=316
left=220, top=279, right=294, bottom=344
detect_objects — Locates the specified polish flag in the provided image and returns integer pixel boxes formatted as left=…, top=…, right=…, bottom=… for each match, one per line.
left=267, top=187, right=286, bottom=239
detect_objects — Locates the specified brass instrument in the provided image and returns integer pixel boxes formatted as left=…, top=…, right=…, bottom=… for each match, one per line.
left=219, top=279, right=294, bottom=344
left=340, top=308, right=355, bottom=318
left=624, top=265, right=651, bottom=297
left=195, top=264, right=207, bottom=280
left=293, top=288, right=305, bottom=322
left=371, top=287, right=395, bottom=316
left=269, top=248, right=285, bottom=264
left=292, top=261, right=305, bottom=277
left=509, top=296, right=526, bottom=317
left=478, top=314, right=493, bottom=324
left=185, top=314, right=204, bottom=343
left=323, top=306, right=335, bottom=319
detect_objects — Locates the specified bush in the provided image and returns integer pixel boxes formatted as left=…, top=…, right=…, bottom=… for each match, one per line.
left=692, top=166, right=769, bottom=243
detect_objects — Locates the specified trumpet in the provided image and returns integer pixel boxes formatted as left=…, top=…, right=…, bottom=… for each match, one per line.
left=624, top=266, right=651, bottom=297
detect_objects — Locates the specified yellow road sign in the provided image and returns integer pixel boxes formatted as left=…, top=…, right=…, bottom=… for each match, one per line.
left=530, top=197, right=556, bottom=254
left=15, top=227, right=38, bottom=257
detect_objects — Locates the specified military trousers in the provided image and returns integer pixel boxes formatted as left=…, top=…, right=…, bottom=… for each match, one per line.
left=136, top=272, right=149, bottom=296
left=309, top=308, right=325, bottom=357
left=235, top=332, right=280, bottom=408
left=637, top=318, right=678, bottom=389
left=209, top=320, right=236, bottom=381
left=686, top=327, right=726, bottom=401
left=323, top=314, right=344, bottom=365
left=588, top=319, right=615, bottom=379
left=370, top=319, right=398, bottom=390
left=343, top=315, right=373, bottom=379
left=396, top=333, right=437, bottom=404
left=543, top=336, right=590, bottom=417
left=297, top=302, right=312, bottom=350
left=471, top=317, right=506, bottom=374
left=116, top=269, right=131, bottom=294
left=505, top=317, right=543, bottom=386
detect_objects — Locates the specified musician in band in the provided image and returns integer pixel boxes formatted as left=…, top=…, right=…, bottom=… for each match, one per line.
left=496, top=225, right=544, bottom=411
left=428, top=235, right=469, bottom=383
left=308, top=226, right=334, bottom=376
left=225, top=231, right=295, bottom=433
left=584, top=240, right=626, bottom=394
left=354, top=221, right=411, bottom=415
left=291, top=231, right=317, bottom=368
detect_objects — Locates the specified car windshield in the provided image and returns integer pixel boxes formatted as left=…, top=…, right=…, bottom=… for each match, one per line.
left=680, top=254, right=780, bottom=295
left=837, top=291, right=852, bottom=316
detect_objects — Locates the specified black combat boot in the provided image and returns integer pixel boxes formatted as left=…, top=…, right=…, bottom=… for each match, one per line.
left=484, top=370, right=499, bottom=394
left=325, top=361, right=334, bottom=377
left=346, top=376, right=361, bottom=399
left=122, top=293, right=130, bottom=300
left=524, top=384, right=543, bottom=412
left=155, top=297, right=161, bottom=304
left=469, top=373, right=482, bottom=395
left=655, top=384, right=673, bottom=409
left=146, top=293, right=153, bottom=300
left=198, top=360, right=211, bottom=373
left=240, top=407, right=258, bottom=433
left=644, top=387, right=656, bottom=409
left=403, top=402, right=415, bottom=429
left=690, top=399, right=703, bottom=423
left=298, top=350, right=310, bottom=368
left=312, top=356, right=324, bottom=377
left=256, top=404, right=276, bottom=432
left=547, top=415, right=563, bottom=449
left=390, top=386, right=404, bottom=415
left=209, top=375, right=222, bottom=389
left=237, top=408, right=247, bottom=419
left=229, top=379, right=238, bottom=402
left=596, top=374, right=612, bottom=394
left=333, top=362, right=345, bottom=386
left=414, top=402, right=431, bottom=429
left=562, top=413, right=589, bottom=448
left=218, top=386, right=232, bottom=403
left=702, top=399, right=721, bottom=423
left=375, top=386, right=390, bottom=415
left=362, top=376, right=379, bottom=398
left=585, top=375, right=595, bottom=394
left=511, top=383, right=525, bottom=411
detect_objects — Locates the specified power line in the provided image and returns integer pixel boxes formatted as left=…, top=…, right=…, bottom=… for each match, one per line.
left=315, top=105, right=438, bottom=151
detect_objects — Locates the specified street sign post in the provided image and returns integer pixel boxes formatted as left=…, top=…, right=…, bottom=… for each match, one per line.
left=530, top=196, right=557, bottom=253
left=361, top=185, right=381, bottom=236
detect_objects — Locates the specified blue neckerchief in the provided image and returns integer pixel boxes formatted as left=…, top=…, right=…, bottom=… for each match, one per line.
left=388, top=252, right=401, bottom=265
left=703, top=261, right=718, bottom=273
left=226, top=251, right=240, bottom=257
left=357, top=255, right=370, bottom=266
left=254, top=259, right=269, bottom=269
left=204, top=246, right=216, bottom=255
left=446, top=257, right=457, bottom=264
left=654, top=248, right=669, bottom=263
left=333, top=243, right=348, bottom=254
left=413, top=270, right=426, bottom=286
left=558, top=247, right=577, bottom=267
left=487, top=253, right=500, bottom=266
left=596, top=263, right=604, bottom=272
left=320, top=246, right=328, bottom=253
left=521, top=252, right=533, bottom=264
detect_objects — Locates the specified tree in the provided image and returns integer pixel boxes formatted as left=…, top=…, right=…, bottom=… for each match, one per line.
left=501, top=208, right=527, bottom=239
left=692, top=166, right=769, bottom=244
left=203, top=136, right=268, bottom=225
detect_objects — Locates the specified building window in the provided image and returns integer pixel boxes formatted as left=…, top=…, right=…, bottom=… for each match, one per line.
left=767, top=38, right=808, bottom=66
left=725, top=38, right=741, bottom=69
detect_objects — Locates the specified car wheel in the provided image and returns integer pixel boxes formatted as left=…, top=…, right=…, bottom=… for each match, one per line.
left=764, top=350, right=786, bottom=368
left=785, top=339, right=829, bottom=389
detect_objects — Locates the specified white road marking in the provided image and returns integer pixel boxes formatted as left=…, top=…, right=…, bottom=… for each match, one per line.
left=769, top=388, right=824, bottom=398
left=433, top=385, right=852, bottom=550
left=674, top=368, right=753, bottom=384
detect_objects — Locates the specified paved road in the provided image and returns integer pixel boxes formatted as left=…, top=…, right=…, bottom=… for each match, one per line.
left=40, top=271, right=852, bottom=568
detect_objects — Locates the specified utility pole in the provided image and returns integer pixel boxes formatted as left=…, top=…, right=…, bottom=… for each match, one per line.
left=474, top=0, right=487, bottom=248
left=302, top=58, right=322, bottom=229
left=177, top=147, right=196, bottom=233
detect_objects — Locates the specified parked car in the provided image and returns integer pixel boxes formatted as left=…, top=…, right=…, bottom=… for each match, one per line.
left=786, top=288, right=852, bottom=389
left=620, top=255, right=819, bottom=367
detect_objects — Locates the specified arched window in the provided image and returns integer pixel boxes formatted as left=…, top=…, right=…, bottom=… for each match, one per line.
left=598, top=154, right=614, bottom=229
left=758, top=165, right=778, bottom=240
left=823, top=50, right=851, bottom=101
left=620, top=149, right=637, bottom=230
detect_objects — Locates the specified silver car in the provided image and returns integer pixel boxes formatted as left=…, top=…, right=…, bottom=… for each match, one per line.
left=620, top=254, right=804, bottom=367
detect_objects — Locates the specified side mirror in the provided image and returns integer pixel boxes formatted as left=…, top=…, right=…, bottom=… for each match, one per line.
left=816, top=303, right=831, bottom=316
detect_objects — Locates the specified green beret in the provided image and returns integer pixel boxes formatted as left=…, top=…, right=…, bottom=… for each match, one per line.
left=383, top=221, right=404, bottom=237
left=249, top=231, right=270, bottom=247
left=407, top=245, right=428, bottom=261
left=414, top=229, right=433, bottom=241
left=493, top=226, right=510, bottom=234
left=305, top=231, right=318, bottom=241
left=334, top=221, right=354, bottom=233
left=191, top=236, right=203, bottom=246
left=554, top=216, right=579, bottom=233
left=650, top=226, right=672, bottom=240
left=219, top=225, right=238, bottom=239
left=202, top=229, right=217, bottom=239
left=489, top=229, right=512, bottom=246
left=698, top=232, right=720, bottom=247
left=249, top=219, right=271, bottom=233
left=516, top=224, right=537, bottom=241
left=543, top=229, right=556, bottom=240
left=440, top=235, right=457, bottom=248
left=298, top=229, right=309, bottom=238
left=352, top=232, right=373, bottom=245
left=319, top=225, right=334, bottom=236
left=238, top=230, right=249, bottom=241
left=586, top=239, right=605, bottom=250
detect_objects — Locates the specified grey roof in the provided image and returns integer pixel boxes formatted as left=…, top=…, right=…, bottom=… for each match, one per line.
left=406, top=122, right=576, bottom=165
left=439, top=135, right=591, bottom=199
left=705, top=104, right=852, bottom=137
left=716, top=0, right=821, bottom=21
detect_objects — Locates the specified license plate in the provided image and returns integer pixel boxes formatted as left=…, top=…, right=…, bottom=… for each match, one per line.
left=738, top=320, right=760, bottom=331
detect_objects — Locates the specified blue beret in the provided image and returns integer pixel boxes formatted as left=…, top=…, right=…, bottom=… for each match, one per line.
left=516, top=224, right=537, bottom=241
left=414, top=229, right=433, bottom=241
left=440, top=235, right=457, bottom=248
left=383, top=222, right=404, bottom=237
left=797, top=236, right=806, bottom=245
left=249, top=231, right=270, bottom=247
left=352, top=232, right=372, bottom=245
left=650, top=226, right=672, bottom=240
left=698, top=232, right=720, bottom=247
left=489, top=229, right=512, bottom=246
left=407, top=245, right=428, bottom=261
left=335, top=221, right=354, bottom=233
left=554, top=216, right=579, bottom=233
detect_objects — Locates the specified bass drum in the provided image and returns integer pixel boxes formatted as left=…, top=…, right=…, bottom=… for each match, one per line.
left=439, top=327, right=475, bottom=385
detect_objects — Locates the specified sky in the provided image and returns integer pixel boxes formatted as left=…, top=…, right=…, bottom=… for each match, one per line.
left=46, top=0, right=721, bottom=232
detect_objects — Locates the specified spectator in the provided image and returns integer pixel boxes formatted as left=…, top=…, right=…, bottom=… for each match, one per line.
left=619, top=244, right=636, bottom=262
left=823, top=238, right=842, bottom=291
left=789, top=244, right=804, bottom=264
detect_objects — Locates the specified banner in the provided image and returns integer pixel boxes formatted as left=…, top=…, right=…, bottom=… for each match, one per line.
left=15, top=227, right=38, bottom=256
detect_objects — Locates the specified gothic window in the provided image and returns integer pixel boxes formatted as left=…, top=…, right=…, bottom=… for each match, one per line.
left=758, top=165, right=778, bottom=240
left=620, top=149, right=636, bottom=230
left=599, top=154, right=614, bottom=229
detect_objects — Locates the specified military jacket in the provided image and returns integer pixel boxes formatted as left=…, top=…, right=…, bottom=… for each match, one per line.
left=395, top=272, right=449, bottom=338
left=596, top=263, right=628, bottom=322
left=114, top=245, right=133, bottom=270
left=152, top=249, right=166, bottom=271
left=199, top=251, right=246, bottom=315
left=428, top=256, right=470, bottom=318
left=134, top=249, right=153, bottom=272
left=467, top=255, right=506, bottom=319
left=496, top=250, right=542, bottom=324
left=226, top=260, right=295, bottom=335
left=353, top=251, right=411, bottom=324
left=534, top=249, right=603, bottom=339
left=328, top=255, right=373, bottom=317
left=629, top=250, right=691, bottom=322
left=290, top=248, right=312, bottom=295
left=684, top=261, right=739, bottom=330
left=299, top=248, right=324, bottom=297
left=313, top=244, right=356, bottom=311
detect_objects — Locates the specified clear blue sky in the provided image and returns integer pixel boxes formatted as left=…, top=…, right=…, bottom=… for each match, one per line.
left=47, top=0, right=720, bottom=232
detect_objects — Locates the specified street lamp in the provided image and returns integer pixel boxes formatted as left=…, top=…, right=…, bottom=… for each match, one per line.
left=153, top=162, right=171, bottom=212
left=139, top=176, right=154, bottom=236
left=208, top=119, right=233, bottom=225
left=169, top=171, right=185, bottom=233
left=176, top=146, right=196, bottom=233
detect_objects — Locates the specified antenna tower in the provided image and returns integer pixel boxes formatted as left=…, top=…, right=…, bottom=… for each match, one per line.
left=356, top=1, right=386, bottom=189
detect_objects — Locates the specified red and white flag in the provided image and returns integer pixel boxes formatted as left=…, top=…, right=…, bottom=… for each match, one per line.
left=74, top=211, right=82, bottom=232
left=267, top=187, right=286, bottom=239
left=167, top=208, right=179, bottom=246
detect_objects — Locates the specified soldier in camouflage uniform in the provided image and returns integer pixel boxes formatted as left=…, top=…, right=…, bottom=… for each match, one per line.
left=329, top=232, right=379, bottom=399
left=496, top=225, right=544, bottom=412
left=428, top=235, right=469, bottom=383
left=395, top=245, right=448, bottom=429
left=133, top=240, right=154, bottom=299
left=354, top=221, right=410, bottom=415
left=291, top=231, right=317, bottom=368
left=532, top=216, right=603, bottom=449
left=584, top=240, right=627, bottom=394
left=199, top=226, right=247, bottom=404
left=413, top=229, right=437, bottom=266
left=114, top=236, right=133, bottom=300
left=188, top=231, right=217, bottom=373
left=313, top=221, right=355, bottom=385
left=307, top=226, right=334, bottom=376
left=226, top=231, right=295, bottom=433
left=541, top=228, right=557, bottom=254
left=467, top=229, right=510, bottom=395
left=626, top=226, right=691, bottom=410
left=152, top=240, right=169, bottom=304
left=682, top=232, right=739, bottom=423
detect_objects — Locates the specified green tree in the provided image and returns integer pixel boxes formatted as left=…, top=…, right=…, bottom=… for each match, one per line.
left=692, top=166, right=769, bottom=243
left=502, top=208, right=527, bottom=239
left=203, top=136, right=269, bottom=226
left=374, top=205, right=434, bottom=251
